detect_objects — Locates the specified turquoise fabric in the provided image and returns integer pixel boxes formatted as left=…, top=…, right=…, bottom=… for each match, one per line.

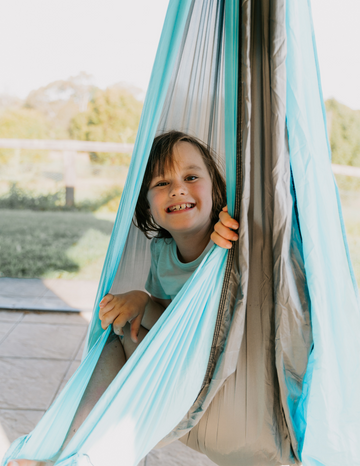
left=286, top=1, right=360, bottom=464
left=1, top=248, right=227, bottom=466
left=83, top=0, right=194, bottom=356
left=224, top=0, right=238, bottom=217
left=145, top=238, right=214, bottom=300
left=1, top=1, right=236, bottom=465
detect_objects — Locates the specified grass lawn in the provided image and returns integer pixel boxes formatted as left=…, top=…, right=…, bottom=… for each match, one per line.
left=0, top=209, right=114, bottom=280
left=0, top=193, right=359, bottom=288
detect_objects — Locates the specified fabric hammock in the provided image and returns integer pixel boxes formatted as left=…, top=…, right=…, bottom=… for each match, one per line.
left=2, top=0, right=360, bottom=465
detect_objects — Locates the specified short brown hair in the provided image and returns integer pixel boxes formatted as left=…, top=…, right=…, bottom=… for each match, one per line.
left=134, top=131, right=226, bottom=239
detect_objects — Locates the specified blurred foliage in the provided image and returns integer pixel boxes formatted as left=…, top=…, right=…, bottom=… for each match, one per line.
left=334, top=174, right=360, bottom=192
left=69, top=85, right=142, bottom=164
left=0, top=183, right=122, bottom=212
left=326, top=98, right=360, bottom=167
left=0, top=75, right=141, bottom=166
left=25, top=72, right=95, bottom=139
left=95, top=193, right=121, bottom=213
left=0, top=209, right=113, bottom=278
left=0, top=94, right=23, bottom=111
left=0, top=108, right=51, bottom=163
left=0, top=77, right=141, bottom=176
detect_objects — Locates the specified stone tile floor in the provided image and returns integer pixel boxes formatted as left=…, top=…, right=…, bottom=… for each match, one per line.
left=0, top=309, right=216, bottom=466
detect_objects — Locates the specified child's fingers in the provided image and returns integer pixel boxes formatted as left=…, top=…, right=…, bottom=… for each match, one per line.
left=99, top=300, right=116, bottom=319
left=112, top=311, right=135, bottom=336
left=222, top=205, right=228, bottom=212
left=210, top=230, right=233, bottom=249
left=99, top=293, right=114, bottom=307
left=213, top=220, right=239, bottom=242
left=219, top=210, right=239, bottom=230
left=99, top=301, right=122, bottom=328
left=130, top=314, right=142, bottom=344
left=100, top=308, right=117, bottom=329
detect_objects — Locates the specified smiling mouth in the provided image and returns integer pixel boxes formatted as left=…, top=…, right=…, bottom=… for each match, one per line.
left=167, top=203, right=195, bottom=213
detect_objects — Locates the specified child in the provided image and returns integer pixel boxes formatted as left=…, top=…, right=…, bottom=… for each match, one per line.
left=8, top=131, right=239, bottom=466
left=99, top=131, right=239, bottom=343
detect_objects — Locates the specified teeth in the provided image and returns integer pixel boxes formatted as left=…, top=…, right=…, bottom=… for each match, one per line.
left=169, top=203, right=194, bottom=212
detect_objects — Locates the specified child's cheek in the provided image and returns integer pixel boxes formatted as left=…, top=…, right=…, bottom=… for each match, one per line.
left=195, top=183, right=213, bottom=212
left=148, top=191, right=164, bottom=224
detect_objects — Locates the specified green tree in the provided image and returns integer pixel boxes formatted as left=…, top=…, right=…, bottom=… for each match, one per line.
left=69, top=85, right=142, bottom=164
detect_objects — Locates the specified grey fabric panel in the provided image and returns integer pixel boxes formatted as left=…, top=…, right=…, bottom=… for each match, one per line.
left=112, top=0, right=312, bottom=464
left=269, top=0, right=312, bottom=457
left=165, top=1, right=312, bottom=465
left=180, top=2, right=296, bottom=464
left=110, top=222, right=152, bottom=295
left=158, top=0, right=253, bottom=452
left=158, top=0, right=226, bottom=167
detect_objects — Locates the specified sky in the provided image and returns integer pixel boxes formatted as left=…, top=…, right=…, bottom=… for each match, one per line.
left=0, top=0, right=359, bottom=109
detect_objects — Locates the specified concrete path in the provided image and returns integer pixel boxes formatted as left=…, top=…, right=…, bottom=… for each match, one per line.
left=0, top=308, right=216, bottom=466
left=0, top=278, right=98, bottom=313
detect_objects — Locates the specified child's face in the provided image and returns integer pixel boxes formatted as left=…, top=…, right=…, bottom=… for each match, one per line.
left=147, top=141, right=213, bottom=239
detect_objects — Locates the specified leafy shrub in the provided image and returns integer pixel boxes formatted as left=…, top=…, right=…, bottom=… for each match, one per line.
left=0, top=183, right=122, bottom=212
left=326, top=99, right=360, bottom=167
left=0, top=209, right=113, bottom=278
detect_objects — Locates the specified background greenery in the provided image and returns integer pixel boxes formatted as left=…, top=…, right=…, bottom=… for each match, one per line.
left=0, top=210, right=114, bottom=280
left=0, top=183, right=121, bottom=212
left=325, top=98, right=360, bottom=167
left=0, top=78, right=359, bottom=286
left=0, top=73, right=142, bottom=166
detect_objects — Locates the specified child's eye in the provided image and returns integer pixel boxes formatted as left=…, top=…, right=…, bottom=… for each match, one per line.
left=155, top=181, right=168, bottom=187
left=185, top=175, right=198, bottom=181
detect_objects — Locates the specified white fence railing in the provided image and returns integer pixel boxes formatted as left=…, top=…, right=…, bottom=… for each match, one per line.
left=331, top=163, right=360, bottom=178
left=0, top=138, right=133, bottom=205
left=1, top=139, right=360, bottom=205
left=0, top=138, right=133, bottom=153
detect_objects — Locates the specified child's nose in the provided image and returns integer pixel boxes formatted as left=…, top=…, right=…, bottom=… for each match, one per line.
left=170, top=182, right=187, bottom=197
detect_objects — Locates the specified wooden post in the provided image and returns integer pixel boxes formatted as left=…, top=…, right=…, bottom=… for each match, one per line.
left=63, top=151, right=76, bottom=206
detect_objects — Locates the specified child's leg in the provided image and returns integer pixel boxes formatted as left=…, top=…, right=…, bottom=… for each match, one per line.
left=62, top=324, right=148, bottom=449
left=62, top=332, right=126, bottom=450
left=121, top=322, right=149, bottom=360
left=63, top=324, right=148, bottom=445
left=7, top=326, right=148, bottom=466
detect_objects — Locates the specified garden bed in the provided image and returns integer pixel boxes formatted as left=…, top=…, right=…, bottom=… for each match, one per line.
left=0, top=209, right=114, bottom=280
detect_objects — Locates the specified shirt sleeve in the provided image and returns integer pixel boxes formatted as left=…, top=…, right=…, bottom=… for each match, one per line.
left=145, top=239, right=171, bottom=300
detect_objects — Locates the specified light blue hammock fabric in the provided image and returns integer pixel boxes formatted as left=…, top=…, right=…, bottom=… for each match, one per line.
left=2, top=1, right=360, bottom=465
left=286, top=1, right=360, bottom=464
left=1, top=1, right=237, bottom=465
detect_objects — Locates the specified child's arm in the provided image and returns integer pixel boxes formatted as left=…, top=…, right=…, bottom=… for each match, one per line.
left=211, top=206, right=239, bottom=249
left=99, top=291, right=169, bottom=343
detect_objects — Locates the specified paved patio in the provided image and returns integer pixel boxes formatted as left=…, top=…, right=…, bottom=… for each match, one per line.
left=0, top=300, right=216, bottom=465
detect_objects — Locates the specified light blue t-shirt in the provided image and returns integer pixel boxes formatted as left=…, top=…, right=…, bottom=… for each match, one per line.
left=145, top=238, right=213, bottom=300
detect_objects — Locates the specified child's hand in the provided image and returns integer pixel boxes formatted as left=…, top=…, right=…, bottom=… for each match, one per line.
left=211, top=206, right=239, bottom=249
left=99, top=291, right=149, bottom=343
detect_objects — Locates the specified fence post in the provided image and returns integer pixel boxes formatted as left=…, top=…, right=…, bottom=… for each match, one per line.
left=63, top=151, right=76, bottom=206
